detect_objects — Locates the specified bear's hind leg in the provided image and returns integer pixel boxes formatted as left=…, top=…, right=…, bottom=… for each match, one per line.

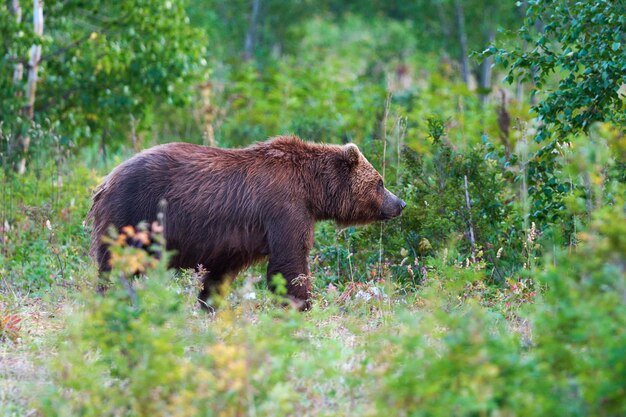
left=198, top=269, right=229, bottom=312
left=95, top=244, right=112, bottom=294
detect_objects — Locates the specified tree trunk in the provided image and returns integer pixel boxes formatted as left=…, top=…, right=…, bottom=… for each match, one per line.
left=244, top=0, right=261, bottom=61
left=15, top=0, right=44, bottom=174
left=463, top=175, right=476, bottom=261
left=10, top=0, right=23, bottom=86
left=24, top=0, right=44, bottom=119
left=9, top=0, right=22, bottom=21
left=8, top=0, right=23, bottom=166
left=497, top=89, right=512, bottom=160
left=478, top=31, right=495, bottom=105
left=454, top=0, right=470, bottom=86
left=199, top=81, right=216, bottom=147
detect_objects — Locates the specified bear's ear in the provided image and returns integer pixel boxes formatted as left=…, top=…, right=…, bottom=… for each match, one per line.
left=343, top=143, right=360, bottom=168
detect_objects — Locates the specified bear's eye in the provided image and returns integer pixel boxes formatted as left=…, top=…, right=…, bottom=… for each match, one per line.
left=378, top=179, right=384, bottom=190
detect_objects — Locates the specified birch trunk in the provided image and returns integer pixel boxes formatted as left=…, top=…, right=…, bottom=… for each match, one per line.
left=24, top=0, right=44, bottom=118
left=16, top=0, right=44, bottom=174
left=10, top=0, right=24, bottom=86
left=463, top=175, right=476, bottom=261
left=9, top=0, right=23, bottom=171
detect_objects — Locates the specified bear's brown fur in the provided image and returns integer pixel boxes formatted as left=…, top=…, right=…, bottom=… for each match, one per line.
left=88, top=136, right=405, bottom=310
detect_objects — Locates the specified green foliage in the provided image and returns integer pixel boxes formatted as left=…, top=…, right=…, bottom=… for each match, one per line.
left=1, top=0, right=207, bottom=151
left=399, top=125, right=521, bottom=266
left=39, top=248, right=347, bottom=416
left=494, top=0, right=626, bottom=137
left=365, top=189, right=626, bottom=416
left=270, top=273, right=288, bottom=296
left=311, top=117, right=524, bottom=289
left=486, top=0, right=626, bottom=225
left=531, top=196, right=626, bottom=415
left=370, top=305, right=532, bottom=416
left=212, top=15, right=418, bottom=145
left=0, top=125, right=96, bottom=293
left=40, top=271, right=191, bottom=416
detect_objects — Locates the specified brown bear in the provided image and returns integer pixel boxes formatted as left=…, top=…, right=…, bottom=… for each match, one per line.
left=88, top=135, right=405, bottom=310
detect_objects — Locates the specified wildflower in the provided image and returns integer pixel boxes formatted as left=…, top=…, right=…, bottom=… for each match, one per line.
left=121, top=225, right=135, bottom=237
left=355, top=290, right=372, bottom=301
left=134, top=231, right=151, bottom=246
left=527, top=222, right=537, bottom=243
left=151, top=221, right=164, bottom=234
left=369, top=287, right=383, bottom=298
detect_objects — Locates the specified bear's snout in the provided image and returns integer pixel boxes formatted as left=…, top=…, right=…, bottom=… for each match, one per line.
left=381, top=189, right=406, bottom=220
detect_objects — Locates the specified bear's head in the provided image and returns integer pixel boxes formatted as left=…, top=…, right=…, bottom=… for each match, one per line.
left=329, top=143, right=406, bottom=226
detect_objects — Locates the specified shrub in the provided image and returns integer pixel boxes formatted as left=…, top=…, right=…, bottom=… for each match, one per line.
left=40, top=238, right=347, bottom=416
left=364, top=185, right=626, bottom=417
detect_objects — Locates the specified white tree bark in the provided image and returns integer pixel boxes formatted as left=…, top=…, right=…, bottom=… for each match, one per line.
left=9, top=0, right=24, bottom=172
left=24, top=0, right=44, bottom=119
left=10, top=0, right=24, bottom=85
left=463, top=175, right=476, bottom=260
left=15, top=0, right=43, bottom=174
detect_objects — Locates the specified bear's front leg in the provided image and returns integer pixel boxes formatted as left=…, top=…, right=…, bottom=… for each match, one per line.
left=267, top=257, right=312, bottom=311
left=267, top=222, right=314, bottom=311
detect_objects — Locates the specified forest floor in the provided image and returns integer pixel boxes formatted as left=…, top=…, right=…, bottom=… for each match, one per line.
left=0, top=279, right=419, bottom=416
left=1, top=296, right=62, bottom=416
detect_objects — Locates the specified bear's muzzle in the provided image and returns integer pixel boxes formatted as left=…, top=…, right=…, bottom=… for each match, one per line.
left=381, top=189, right=406, bottom=220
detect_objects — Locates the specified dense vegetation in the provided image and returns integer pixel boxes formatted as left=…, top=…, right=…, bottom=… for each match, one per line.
left=1, top=1, right=625, bottom=416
